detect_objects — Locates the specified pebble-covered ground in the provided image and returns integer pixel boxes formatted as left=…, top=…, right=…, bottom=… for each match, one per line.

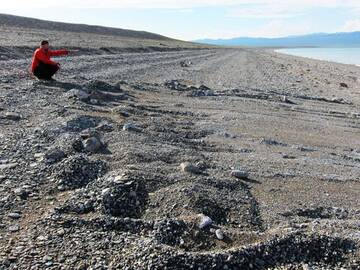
left=0, top=39, right=360, bottom=269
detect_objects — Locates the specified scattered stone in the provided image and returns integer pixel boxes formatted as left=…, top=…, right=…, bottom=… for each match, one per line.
left=102, top=180, right=148, bottom=218
left=261, top=138, right=287, bottom=147
left=1, top=112, right=21, bottom=120
left=43, top=255, right=52, bottom=262
left=230, top=169, right=249, bottom=180
left=115, top=80, right=128, bottom=88
left=53, top=155, right=107, bottom=190
left=65, top=89, right=90, bottom=101
left=101, top=188, right=110, bottom=196
left=165, top=80, right=188, bottom=91
left=37, top=235, right=48, bottom=241
left=165, top=80, right=213, bottom=94
left=44, top=148, right=66, bottom=163
left=84, top=80, right=118, bottom=92
left=123, top=123, right=141, bottom=132
left=180, top=60, right=192, bottom=67
left=96, top=122, right=114, bottom=132
left=282, top=154, right=296, bottom=159
left=82, top=137, right=103, bottom=153
left=14, top=187, right=30, bottom=199
left=8, top=212, right=21, bottom=219
left=331, top=97, right=347, bottom=104
left=180, top=162, right=201, bottom=174
left=0, top=163, right=18, bottom=170
left=8, top=225, right=20, bottom=232
left=34, top=153, right=45, bottom=159
left=90, top=98, right=100, bottom=105
left=57, top=229, right=65, bottom=236
left=153, top=219, right=188, bottom=246
left=282, top=206, right=349, bottom=219
left=112, top=106, right=130, bottom=117
left=189, top=89, right=216, bottom=97
left=198, top=214, right=213, bottom=229
left=281, top=95, right=295, bottom=104
left=215, top=229, right=224, bottom=240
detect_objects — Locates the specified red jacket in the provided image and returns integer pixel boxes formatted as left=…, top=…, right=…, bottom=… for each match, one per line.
left=31, top=48, right=69, bottom=72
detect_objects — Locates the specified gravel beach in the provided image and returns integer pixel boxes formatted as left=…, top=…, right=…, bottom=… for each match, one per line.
left=1, top=15, right=360, bottom=270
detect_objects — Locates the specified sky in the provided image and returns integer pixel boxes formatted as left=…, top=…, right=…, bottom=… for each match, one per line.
left=1, top=0, right=360, bottom=40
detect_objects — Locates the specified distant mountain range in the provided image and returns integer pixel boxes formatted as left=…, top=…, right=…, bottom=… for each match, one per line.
left=195, top=32, right=360, bottom=47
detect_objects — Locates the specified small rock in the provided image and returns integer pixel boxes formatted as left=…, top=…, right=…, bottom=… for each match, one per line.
left=340, top=82, right=348, bottom=88
left=281, top=95, right=294, bottom=104
left=96, top=122, right=114, bottom=132
left=123, top=123, right=140, bottom=132
left=101, top=188, right=110, bottom=196
left=65, top=89, right=90, bottom=101
left=113, top=175, right=125, bottom=184
left=14, top=187, right=30, bottom=199
left=43, top=255, right=52, bottom=262
left=90, top=99, right=100, bottom=105
left=8, top=225, right=20, bottom=232
left=215, top=229, right=224, bottom=240
left=180, top=60, right=192, bottom=67
left=2, top=112, right=21, bottom=121
left=230, top=169, right=249, bottom=179
left=189, top=89, right=216, bottom=97
left=37, top=235, right=48, bottom=241
left=0, top=163, right=18, bottom=170
left=82, top=137, right=102, bottom=153
left=34, top=153, right=45, bottom=158
left=198, top=215, right=213, bottom=229
left=57, top=229, right=65, bottom=236
left=8, top=213, right=21, bottom=219
left=180, top=162, right=201, bottom=174
left=45, top=149, right=66, bottom=163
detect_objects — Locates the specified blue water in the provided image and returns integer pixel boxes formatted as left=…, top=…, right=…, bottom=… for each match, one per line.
left=276, top=48, right=360, bottom=66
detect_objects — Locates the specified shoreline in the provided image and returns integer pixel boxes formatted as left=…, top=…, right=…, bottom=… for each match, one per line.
left=274, top=47, right=360, bottom=67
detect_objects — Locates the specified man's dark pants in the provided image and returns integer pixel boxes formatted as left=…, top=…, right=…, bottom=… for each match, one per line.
left=33, top=62, right=59, bottom=80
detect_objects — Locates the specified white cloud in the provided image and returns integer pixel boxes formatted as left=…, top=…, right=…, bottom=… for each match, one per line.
left=249, top=20, right=313, bottom=38
left=226, top=4, right=304, bottom=19
left=225, top=0, right=360, bottom=19
left=342, top=19, right=360, bottom=32
left=186, top=19, right=317, bottom=39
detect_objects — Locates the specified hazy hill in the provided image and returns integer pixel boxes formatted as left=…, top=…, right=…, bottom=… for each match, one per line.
left=0, top=13, right=171, bottom=41
left=195, top=32, right=360, bottom=47
left=0, top=14, right=207, bottom=54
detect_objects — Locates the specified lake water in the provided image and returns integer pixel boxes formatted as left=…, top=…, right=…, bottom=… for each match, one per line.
left=276, top=47, right=360, bottom=66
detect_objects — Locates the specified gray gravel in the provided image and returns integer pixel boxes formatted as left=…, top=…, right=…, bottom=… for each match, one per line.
left=0, top=26, right=360, bottom=269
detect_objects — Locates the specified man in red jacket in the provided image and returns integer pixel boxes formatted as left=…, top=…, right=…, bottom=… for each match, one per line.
left=31, top=40, right=69, bottom=80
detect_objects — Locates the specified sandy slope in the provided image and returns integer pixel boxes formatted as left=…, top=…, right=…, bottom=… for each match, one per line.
left=0, top=44, right=360, bottom=269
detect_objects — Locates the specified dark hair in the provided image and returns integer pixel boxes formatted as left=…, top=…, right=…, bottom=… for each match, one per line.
left=41, top=40, right=49, bottom=46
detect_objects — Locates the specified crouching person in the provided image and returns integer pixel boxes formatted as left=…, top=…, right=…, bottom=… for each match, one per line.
left=31, top=40, right=69, bottom=80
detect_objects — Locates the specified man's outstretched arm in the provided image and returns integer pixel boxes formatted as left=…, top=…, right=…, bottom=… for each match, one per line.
left=49, top=49, right=69, bottom=57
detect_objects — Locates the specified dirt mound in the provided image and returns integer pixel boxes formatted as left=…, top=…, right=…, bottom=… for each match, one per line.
left=53, top=155, right=107, bottom=190
left=144, top=179, right=262, bottom=230
left=102, top=179, right=148, bottom=218
left=144, top=233, right=355, bottom=269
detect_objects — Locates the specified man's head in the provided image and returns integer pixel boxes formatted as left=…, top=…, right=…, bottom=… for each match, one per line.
left=40, top=40, right=49, bottom=50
